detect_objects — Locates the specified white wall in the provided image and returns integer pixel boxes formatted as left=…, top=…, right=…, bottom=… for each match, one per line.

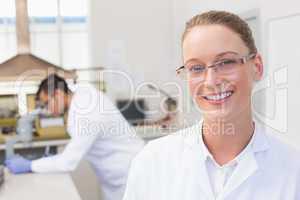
left=87, top=1, right=175, bottom=199
left=173, top=0, right=300, bottom=149
left=89, top=0, right=174, bottom=100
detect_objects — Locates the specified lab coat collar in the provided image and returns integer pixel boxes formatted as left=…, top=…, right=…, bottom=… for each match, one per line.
left=182, top=120, right=270, bottom=198
left=183, top=120, right=270, bottom=157
left=250, top=121, right=270, bottom=153
left=181, top=121, right=214, bottom=199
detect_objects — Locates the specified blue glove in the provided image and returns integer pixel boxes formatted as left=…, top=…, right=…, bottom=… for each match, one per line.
left=5, top=156, right=32, bottom=174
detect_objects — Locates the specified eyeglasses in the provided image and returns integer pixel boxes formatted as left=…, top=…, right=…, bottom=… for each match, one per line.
left=176, top=53, right=256, bottom=82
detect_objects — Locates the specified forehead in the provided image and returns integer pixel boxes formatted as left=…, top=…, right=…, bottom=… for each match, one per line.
left=182, top=25, right=249, bottom=62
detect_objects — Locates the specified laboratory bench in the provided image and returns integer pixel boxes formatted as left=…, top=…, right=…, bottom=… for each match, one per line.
left=0, top=124, right=173, bottom=164
left=0, top=169, right=81, bottom=200
left=0, top=125, right=175, bottom=200
left=0, top=130, right=70, bottom=165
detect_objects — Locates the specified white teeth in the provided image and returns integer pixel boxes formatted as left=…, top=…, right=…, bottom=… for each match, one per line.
left=204, top=91, right=233, bottom=101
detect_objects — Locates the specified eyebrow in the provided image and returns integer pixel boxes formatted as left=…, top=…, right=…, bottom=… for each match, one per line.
left=214, top=51, right=239, bottom=59
left=184, top=51, right=239, bottom=66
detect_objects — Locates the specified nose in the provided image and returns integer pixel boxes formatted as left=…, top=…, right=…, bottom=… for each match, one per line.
left=203, top=67, right=220, bottom=86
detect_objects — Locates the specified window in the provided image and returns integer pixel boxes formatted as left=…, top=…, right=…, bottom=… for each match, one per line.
left=29, top=0, right=90, bottom=69
left=0, top=0, right=17, bottom=62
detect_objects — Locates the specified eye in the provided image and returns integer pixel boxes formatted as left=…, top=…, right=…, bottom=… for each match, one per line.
left=218, top=59, right=238, bottom=66
left=189, top=65, right=206, bottom=73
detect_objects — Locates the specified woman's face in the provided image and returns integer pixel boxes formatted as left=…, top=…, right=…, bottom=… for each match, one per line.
left=182, top=25, right=263, bottom=121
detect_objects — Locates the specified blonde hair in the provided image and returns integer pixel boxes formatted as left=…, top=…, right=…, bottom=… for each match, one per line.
left=182, top=10, right=257, bottom=54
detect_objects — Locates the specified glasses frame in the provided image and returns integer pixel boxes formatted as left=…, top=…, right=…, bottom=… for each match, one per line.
left=176, top=53, right=257, bottom=80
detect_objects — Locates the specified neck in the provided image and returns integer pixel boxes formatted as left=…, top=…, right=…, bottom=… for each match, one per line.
left=202, top=110, right=254, bottom=166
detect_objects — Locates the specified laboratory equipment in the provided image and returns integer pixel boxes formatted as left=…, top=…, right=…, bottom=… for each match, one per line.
left=5, top=109, right=42, bottom=159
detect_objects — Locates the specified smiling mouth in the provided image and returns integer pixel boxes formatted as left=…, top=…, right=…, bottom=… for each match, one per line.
left=202, top=91, right=234, bottom=102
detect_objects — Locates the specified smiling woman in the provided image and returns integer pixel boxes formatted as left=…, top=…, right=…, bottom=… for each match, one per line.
left=122, top=11, right=300, bottom=200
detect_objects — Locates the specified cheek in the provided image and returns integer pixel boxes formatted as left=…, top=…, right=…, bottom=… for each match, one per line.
left=48, top=100, right=61, bottom=114
left=232, top=73, right=254, bottom=103
left=188, top=81, right=201, bottom=99
left=238, top=69, right=254, bottom=88
left=51, top=103, right=58, bottom=112
left=47, top=105, right=56, bottom=115
left=55, top=97, right=64, bottom=111
left=47, top=101, right=54, bottom=110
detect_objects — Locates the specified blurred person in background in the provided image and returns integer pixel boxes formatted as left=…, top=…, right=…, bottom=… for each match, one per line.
left=6, top=74, right=145, bottom=200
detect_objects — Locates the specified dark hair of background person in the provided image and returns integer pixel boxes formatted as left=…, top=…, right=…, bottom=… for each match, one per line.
left=36, top=74, right=70, bottom=101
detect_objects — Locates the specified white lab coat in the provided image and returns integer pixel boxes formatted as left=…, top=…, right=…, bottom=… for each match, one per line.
left=31, top=84, right=145, bottom=200
left=123, top=121, right=300, bottom=200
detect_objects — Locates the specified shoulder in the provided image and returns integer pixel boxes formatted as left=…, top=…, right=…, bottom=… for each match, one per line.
left=132, top=125, right=196, bottom=164
left=261, top=125, right=300, bottom=172
left=70, top=83, right=116, bottom=114
left=72, top=83, right=103, bottom=101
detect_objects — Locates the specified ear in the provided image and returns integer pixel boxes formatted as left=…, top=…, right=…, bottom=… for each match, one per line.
left=252, top=53, right=263, bottom=81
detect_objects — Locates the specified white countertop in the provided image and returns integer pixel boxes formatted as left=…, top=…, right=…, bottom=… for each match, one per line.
left=0, top=124, right=174, bottom=150
left=0, top=139, right=70, bottom=150
left=0, top=169, right=81, bottom=200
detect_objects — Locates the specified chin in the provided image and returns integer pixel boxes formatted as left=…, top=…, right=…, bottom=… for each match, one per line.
left=196, top=101, right=237, bottom=122
left=203, top=109, right=232, bottom=121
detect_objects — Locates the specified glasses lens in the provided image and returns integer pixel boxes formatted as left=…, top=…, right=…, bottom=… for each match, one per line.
left=215, top=59, right=239, bottom=74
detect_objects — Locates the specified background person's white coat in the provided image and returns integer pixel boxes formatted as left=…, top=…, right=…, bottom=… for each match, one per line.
left=31, top=84, right=145, bottom=200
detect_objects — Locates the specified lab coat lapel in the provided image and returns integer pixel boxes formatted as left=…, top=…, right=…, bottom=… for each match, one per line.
left=222, top=122, right=270, bottom=198
left=183, top=124, right=214, bottom=200
left=222, top=150, right=258, bottom=198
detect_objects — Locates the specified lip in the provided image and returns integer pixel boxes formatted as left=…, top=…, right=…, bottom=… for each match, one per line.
left=201, top=90, right=234, bottom=105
